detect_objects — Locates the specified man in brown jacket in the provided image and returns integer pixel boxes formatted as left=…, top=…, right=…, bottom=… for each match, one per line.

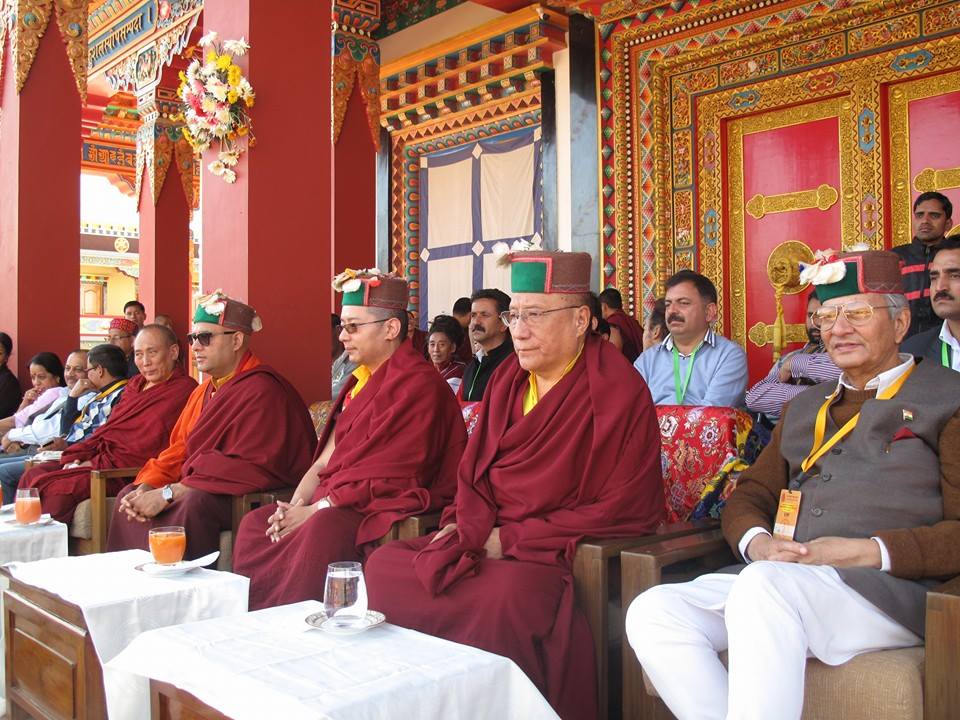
left=625, top=248, right=960, bottom=720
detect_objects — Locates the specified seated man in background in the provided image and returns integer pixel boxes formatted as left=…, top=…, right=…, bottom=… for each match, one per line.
left=634, top=270, right=747, bottom=407
left=108, top=317, right=140, bottom=377
left=903, top=237, right=960, bottom=371
left=460, top=288, right=513, bottom=402
left=745, top=291, right=840, bottom=422
left=233, top=272, right=465, bottom=610
left=451, top=296, right=475, bottom=363
left=627, top=249, right=960, bottom=720
left=642, top=298, right=668, bottom=351
left=367, top=250, right=664, bottom=720
left=108, top=293, right=315, bottom=560
left=599, top=287, right=644, bottom=362
left=18, top=328, right=196, bottom=521
left=427, top=315, right=466, bottom=394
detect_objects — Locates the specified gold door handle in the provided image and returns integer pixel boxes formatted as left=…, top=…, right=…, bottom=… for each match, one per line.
left=749, top=241, right=815, bottom=361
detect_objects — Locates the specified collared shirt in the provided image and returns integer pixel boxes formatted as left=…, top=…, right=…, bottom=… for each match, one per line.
left=65, top=379, right=127, bottom=442
left=350, top=365, right=373, bottom=399
left=633, top=328, right=748, bottom=407
left=745, top=345, right=841, bottom=420
left=8, top=389, right=93, bottom=446
left=939, top=322, right=960, bottom=372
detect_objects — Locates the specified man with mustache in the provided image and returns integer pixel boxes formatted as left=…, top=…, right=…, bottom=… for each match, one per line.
left=459, top=288, right=513, bottom=402
left=893, top=191, right=954, bottom=338
left=633, top=269, right=747, bottom=406
left=902, top=237, right=960, bottom=369
left=745, top=292, right=841, bottom=422
left=627, top=249, right=960, bottom=720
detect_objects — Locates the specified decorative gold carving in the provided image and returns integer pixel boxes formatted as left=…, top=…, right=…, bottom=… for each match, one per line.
left=887, top=68, right=960, bottom=246
left=913, top=166, right=960, bottom=193
left=745, top=184, right=839, bottom=220
left=174, top=136, right=196, bottom=208
left=53, top=0, right=88, bottom=102
left=748, top=322, right=810, bottom=349
left=14, top=0, right=54, bottom=94
left=333, top=53, right=357, bottom=143
left=767, top=240, right=815, bottom=294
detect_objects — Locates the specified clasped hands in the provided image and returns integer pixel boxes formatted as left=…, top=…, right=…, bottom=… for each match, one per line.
left=118, top=483, right=177, bottom=522
left=266, top=498, right=329, bottom=543
left=746, top=534, right=882, bottom=569
left=430, top=523, right=503, bottom=560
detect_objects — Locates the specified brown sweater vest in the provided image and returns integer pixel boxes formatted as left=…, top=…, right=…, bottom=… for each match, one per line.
left=722, top=359, right=960, bottom=636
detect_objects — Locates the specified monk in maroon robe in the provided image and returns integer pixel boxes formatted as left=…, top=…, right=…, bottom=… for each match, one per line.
left=366, top=252, right=664, bottom=720
left=600, top=288, right=645, bottom=362
left=21, top=326, right=196, bottom=523
left=233, top=272, right=465, bottom=609
left=107, top=293, right=316, bottom=560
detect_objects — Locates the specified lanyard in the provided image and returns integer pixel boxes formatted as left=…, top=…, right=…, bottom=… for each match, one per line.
left=672, top=344, right=700, bottom=405
left=943, top=341, right=952, bottom=369
left=800, top=365, right=914, bottom=473
left=73, top=379, right=128, bottom=424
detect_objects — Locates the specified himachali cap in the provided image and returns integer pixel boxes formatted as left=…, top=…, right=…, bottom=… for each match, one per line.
left=332, top=269, right=408, bottom=310
left=799, top=249, right=904, bottom=303
left=109, top=317, right=138, bottom=334
left=507, top=250, right=592, bottom=294
left=193, top=290, right=263, bottom=334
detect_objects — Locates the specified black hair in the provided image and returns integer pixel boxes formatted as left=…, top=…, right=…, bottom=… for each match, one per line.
left=452, top=297, right=472, bottom=316
left=664, top=269, right=718, bottom=304
left=931, top=237, right=960, bottom=258
left=598, top=288, right=624, bottom=310
left=428, top=315, right=464, bottom=348
left=0, top=332, right=11, bottom=359
left=123, top=300, right=146, bottom=314
left=470, top=288, right=511, bottom=315
left=914, top=191, right=953, bottom=219
left=87, top=343, right=129, bottom=380
left=648, top=298, right=667, bottom=339
left=28, top=352, right=66, bottom=386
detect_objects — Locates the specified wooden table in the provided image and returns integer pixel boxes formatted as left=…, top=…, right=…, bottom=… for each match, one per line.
left=2, top=568, right=106, bottom=720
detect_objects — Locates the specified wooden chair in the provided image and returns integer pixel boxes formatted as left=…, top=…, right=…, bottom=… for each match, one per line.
left=618, top=528, right=960, bottom=720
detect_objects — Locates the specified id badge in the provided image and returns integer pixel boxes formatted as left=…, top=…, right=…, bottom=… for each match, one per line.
left=772, top=489, right=802, bottom=541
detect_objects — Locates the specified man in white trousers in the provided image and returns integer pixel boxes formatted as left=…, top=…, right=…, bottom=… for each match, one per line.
left=626, top=248, right=960, bottom=720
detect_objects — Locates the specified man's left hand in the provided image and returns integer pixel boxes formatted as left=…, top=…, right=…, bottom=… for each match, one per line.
left=483, top=527, right=503, bottom=560
left=127, top=486, right=176, bottom=521
left=1, top=435, right=21, bottom=453
left=798, top=537, right=882, bottom=569
left=778, top=358, right=794, bottom=383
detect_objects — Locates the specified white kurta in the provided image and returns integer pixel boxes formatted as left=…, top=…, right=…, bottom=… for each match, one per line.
left=625, top=561, right=921, bottom=720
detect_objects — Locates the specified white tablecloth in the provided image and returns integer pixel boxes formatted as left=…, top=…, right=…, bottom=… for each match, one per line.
left=106, top=600, right=559, bottom=720
left=0, top=514, right=68, bottom=715
left=5, top=549, right=249, bottom=719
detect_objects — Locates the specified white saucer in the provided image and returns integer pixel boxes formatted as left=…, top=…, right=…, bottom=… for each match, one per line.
left=305, top=609, right=386, bottom=635
left=134, top=561, right=196, bottom=577
left=4, top=514, right=53, bottom=526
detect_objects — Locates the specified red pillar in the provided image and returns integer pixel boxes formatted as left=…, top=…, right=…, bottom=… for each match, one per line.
left=200, top=2, right=332, bottom=402
left=0, top=27, right=80, bottom=383
left=334, top=83, right=377, bottom=277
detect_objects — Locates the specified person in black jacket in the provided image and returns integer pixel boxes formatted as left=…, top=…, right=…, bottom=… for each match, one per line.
left=0, top=333, right=22, bottom=418
left=460, top=288, right=513, bottom=402
left=892, top=191, right=954, bottom=338
left=902, top=238, right=960, bottom=370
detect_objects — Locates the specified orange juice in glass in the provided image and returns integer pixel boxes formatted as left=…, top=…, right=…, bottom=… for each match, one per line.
left=149, top=526, right=186, bottom=565
left=14, top=488, right=41, bottom=524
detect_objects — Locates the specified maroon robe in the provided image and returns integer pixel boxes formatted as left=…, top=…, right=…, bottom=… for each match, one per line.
left=366, top=335, right=664, bottom=720
left=20, top=369, right=197, bottom=523
left=106, top=364, right=316, bottom=559
left=233, top=341, right=466, bottom=610
left=606, top=308, right=644, bottom=362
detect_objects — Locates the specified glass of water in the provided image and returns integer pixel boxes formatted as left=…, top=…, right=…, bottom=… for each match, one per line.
left=323, top=561, right=368, bottom=629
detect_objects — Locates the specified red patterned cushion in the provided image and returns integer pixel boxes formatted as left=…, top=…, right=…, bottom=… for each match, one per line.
left=460, top=401, right=482, bottom=436
left=657, top=405, right=753, bottom=523
left=308, top=400, right=335, bottom=438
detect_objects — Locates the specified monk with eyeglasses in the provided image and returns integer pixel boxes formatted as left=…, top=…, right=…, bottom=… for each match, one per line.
left=232, top=270, right=466, bottom=610
left=107, top=292, right=315, bottom=560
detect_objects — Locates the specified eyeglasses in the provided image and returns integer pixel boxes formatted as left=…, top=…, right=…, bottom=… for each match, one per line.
left=812, top=302, right=897, bottom=330
left=186, top=330, right=239, bottom=346
left=84, top=365, right=100, bottom=374
left=337, top=319, right=389, bottom=334
left=105, top=334, right=133, bottom=343
left=499, top=306, right=581, bottom=327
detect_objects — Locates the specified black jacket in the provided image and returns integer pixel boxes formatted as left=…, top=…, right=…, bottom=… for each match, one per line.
left=461, top=336, right=514, bottom=402
left=892, top=238, right=945, bottom=338
left=901, top=325, right=942, bottom=363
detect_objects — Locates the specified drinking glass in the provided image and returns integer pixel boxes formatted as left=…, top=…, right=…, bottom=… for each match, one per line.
left=148, top=526, right=187, bottom=565
left=323, top=561, right=368, bottom=629
left=14, top=488, right=41, bottom=524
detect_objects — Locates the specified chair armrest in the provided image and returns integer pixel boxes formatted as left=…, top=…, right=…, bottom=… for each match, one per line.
left=89, top=467, right=142, bottom=480
left=397, top=512, right=442, bottom=541
left=925, top=574, right=960, bottom=720
left=231, top=489, right=296, bottom=536
left=576, top=519, right=720, bottom=562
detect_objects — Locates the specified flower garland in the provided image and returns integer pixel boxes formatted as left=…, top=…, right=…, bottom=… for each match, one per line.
left=332, top=268, right=384, bottom=293
left=177, top=31, right=256, bottom=184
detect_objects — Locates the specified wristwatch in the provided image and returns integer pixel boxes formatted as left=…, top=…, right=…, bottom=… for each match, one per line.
left=161, top=485, right=174, bottom=504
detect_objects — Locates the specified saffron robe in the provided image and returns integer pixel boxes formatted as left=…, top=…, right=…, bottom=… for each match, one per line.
left=366, top=335, right=665, bottom=720
left=606, top=308, right=645, bottom=362
left=106, top=354, right=316, bottom=559
left=233, top=341, right=466, bottom=610
left=20, top=369, right=197, bottom=523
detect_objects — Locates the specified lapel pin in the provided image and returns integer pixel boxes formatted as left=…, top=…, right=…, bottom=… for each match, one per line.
left=902, top=409, right=914, bottom=422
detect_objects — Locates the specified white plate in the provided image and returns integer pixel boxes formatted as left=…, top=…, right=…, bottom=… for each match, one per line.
left=134, top=550, right=220, bottom=577
left=4, top=514, right=54, bottom=526
left=305, top=609, right=386, bottom=635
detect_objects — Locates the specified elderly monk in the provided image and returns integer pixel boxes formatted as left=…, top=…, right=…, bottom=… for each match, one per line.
left=366, top=250, right=664, bottom=720
left=626, top=249, right=960, bottom=720
left=107, top=292, right=315, bottom=560
left=19, top=326, right=196, bottom=522
left=233, top=272, right=466, bottom=609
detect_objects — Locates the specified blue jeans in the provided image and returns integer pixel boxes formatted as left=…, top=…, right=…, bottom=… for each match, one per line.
left=0, top=450, right=32, bottom=504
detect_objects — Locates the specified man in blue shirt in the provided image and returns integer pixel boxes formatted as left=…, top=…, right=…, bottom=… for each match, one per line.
left=634, top=269, right=747, bottom=406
